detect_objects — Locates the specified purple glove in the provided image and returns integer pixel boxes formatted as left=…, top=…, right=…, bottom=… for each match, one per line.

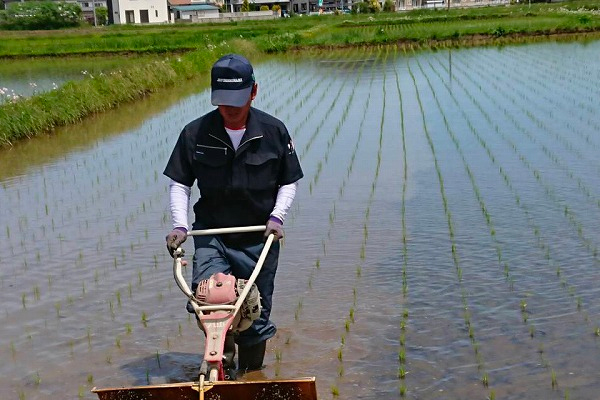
left=166, top=227, right=187, bottom=257
left=265, top=216, right=284, bottom=240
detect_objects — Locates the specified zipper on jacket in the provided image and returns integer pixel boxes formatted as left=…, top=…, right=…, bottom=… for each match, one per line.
left=208, top=134, right=234, bottom=153
left=236, top=135, right=264, bottom=156
left=197, top=144, right=228, bottom=155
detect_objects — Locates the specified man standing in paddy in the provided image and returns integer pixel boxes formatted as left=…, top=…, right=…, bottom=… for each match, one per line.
left=163, top=54, right=303, bottom=378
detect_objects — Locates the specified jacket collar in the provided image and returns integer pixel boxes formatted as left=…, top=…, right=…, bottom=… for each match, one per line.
left=239, top=108, right=263, bottom=148
left=208, top=108, right=263, bottom=155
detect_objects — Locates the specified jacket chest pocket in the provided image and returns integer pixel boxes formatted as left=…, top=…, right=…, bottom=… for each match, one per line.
left=244, top=152, right=278, bottom=190
left=193, top=144, right=230, bottom=190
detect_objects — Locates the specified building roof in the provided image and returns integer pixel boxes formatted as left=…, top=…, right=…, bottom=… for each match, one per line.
left=168, top=0, right=192, bottom=6
left=171, top=4, right=220, bottom=10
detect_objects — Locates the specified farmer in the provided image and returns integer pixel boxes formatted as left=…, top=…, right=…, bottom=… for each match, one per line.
left=163, top=54, right=303, bottom=378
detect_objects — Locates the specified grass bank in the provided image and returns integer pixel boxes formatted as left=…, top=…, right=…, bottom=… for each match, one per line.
left=0, top=39, right=257, bottom=146
left=1, top=0, right=599, bottom=146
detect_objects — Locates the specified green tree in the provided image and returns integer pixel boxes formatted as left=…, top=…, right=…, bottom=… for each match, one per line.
left=241, top=0, right=250, bottom=11
left=352, top=1, right=369, bottom=13
left=368, top=0, right=381, bottom=12
left=95, top=6, right=107, bottom=25
left=382, top=0, right=395, bottom=11
left=0, top=1, right=82, bottom=30
left=260, top=5, right=269, bottom=10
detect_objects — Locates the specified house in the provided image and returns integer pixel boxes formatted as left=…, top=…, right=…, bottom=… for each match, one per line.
left=169, top=0, right=220, bottom=21
left=106, top=0, right=169, bottom=24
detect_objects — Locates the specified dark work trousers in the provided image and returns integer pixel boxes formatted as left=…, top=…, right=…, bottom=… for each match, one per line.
left=187, top=226, right=279, bottom=347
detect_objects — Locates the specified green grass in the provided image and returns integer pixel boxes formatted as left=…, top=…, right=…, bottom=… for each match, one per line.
left=1, top=0, right=599, bottom=145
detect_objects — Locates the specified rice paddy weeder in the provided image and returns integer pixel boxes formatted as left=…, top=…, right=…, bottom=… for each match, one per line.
left=93, top=225, right=318, bottom=400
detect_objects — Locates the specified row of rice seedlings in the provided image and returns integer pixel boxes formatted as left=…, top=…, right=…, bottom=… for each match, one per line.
left=308, top=54, right=369, bottom=192
left=486, top=48, right=600, bottom=155
left=408, top=56, right=491, bottom=390
left=499, top=47, right=600, bottom=149
left=433, top=52, right=594, bottom=317
left=427, top=53, right=585, bottom=395
left=260, top=67, right=314, bottom=119
left=3, top=199, right=147, bottom=303
left=283, top=47, right=384, bottom=385
left=9, top=248, right=168, bottom=373
left=254, top=63, right=298, bottom=111
left=332, top=47, right=388, bottom=397
left=290, top=49, right=376, bottom=326
left=2, top=154, right=170, bottom=319
left=448, top=52, right=600, bottom=265
left=473, top=52, right=600, bottom=208
left=287, top=54, right=356, bottom=151
left=393, top=47, right=409, bottom=397
left=422, top=55, right=566, bottom=366
left=298, top=60, right=357, bottom=168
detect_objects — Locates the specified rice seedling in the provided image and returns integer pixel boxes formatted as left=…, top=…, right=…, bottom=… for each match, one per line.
left=482, top=372, right=489, bottom=387
left=551, top=369, right=557, bottom=389
left=141, top=312, right=148, bottom=327
left=331, top=384, right=340, bottom=396
left=400, top=384, right=406, bottom=397
left=398, top=366, right=406, bottom=379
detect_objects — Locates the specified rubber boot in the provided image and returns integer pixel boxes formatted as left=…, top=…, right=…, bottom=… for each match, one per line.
left=223, top=333, right=237, bottom=381
left=238, top=340, right=267, bottom=373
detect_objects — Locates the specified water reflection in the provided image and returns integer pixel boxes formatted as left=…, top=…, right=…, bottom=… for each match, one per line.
left=1, top=40, right=600, bottom=400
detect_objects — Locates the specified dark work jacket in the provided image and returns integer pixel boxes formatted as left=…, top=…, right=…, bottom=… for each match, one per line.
left=164, top=107, right=303, bottom=246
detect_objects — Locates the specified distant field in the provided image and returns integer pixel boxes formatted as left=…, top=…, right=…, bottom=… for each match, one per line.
left=1, top=0, right=599, bottom=145
left=0, top=0, right=599, bottom=57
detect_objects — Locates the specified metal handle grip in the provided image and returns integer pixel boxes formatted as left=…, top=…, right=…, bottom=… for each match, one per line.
left=172, top=226, right=274, bottom=316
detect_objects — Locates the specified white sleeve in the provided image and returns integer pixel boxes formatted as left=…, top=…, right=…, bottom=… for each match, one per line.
left=169, top=180, right=191, bottom=230
left=270, top=181, right=298, bottom=223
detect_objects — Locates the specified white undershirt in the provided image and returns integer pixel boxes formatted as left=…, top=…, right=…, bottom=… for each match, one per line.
left=225, top=126, right=245, bottom=151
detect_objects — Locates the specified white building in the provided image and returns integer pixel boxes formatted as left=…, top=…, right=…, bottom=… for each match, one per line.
left=107, top=0, right=169, bottom=23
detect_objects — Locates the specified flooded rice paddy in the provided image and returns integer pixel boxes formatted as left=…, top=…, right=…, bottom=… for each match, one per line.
left=0, top=55, right=161, bottom=101
left=1, top=39, right=600, bottom=400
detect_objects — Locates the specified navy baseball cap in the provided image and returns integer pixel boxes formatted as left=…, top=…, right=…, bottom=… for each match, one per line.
left=211, top=54, right=255, bottom=107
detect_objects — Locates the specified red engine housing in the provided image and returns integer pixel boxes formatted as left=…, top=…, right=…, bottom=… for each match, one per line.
left=195, top=272, right=237, bottom=305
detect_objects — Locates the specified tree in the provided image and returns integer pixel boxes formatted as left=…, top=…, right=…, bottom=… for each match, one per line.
left=259, top=5, right=269, bottom=10
left=352, top=1, right=369, bottom=13
left=368, top=0, right=381, bottom=12
left=241, top=0, right=250, bottom=11
left=0, top=1, right=83, bottom=30
left=382, top=0, right=395, bottom=11
left=96, top=6, right=107, bottom=25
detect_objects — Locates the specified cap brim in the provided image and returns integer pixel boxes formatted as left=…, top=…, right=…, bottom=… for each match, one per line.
left=211, top=87, right=252, bottom=107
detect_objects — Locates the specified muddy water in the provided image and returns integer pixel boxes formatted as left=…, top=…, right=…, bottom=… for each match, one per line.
left=1, top=40, right=600, bottom=400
